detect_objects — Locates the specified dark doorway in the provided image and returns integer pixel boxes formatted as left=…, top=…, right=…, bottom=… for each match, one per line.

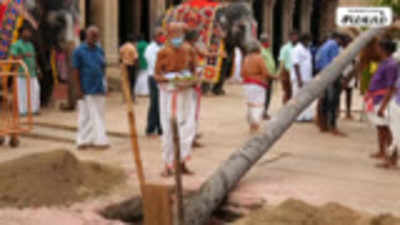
left=252, top=0, right=264, bottom=36
left=85, top=0, right=92, bottom=28
left=293, top=0, right=302, bottom=32
left=273, top=0, right=283, bottom=60
left=166, top=0, right=182, bottom=8
left=140, top=0, right=150, bottom=41
left=119, top=0, right=134, bottom=45
left=311, top=0, right=322, bottom=43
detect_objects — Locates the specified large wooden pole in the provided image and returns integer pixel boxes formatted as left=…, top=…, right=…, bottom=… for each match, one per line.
left=182, top=27, right=387, bottom=225
left=120, top=65, right=146, bottom=192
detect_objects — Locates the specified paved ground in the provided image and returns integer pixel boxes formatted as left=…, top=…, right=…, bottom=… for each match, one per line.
left=0, top=83, right=399, bottom=224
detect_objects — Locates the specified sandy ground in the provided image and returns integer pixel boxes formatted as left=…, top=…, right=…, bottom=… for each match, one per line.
left=0, top=83, right=399, bottom=224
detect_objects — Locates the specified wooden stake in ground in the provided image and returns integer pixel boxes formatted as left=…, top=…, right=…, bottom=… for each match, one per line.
left=120, top=65, right=146, bottom=190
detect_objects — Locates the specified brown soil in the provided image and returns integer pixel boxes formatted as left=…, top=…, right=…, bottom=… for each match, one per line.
left=238, top=199, right=400, bottom=225
left=0, top=150, right=127, bottom=209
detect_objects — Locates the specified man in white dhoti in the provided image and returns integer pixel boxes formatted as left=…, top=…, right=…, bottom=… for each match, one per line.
left=155, top=23, right=198, bottom=177
left=73, top=26, right=109, bottom=150
left=10, top=25, right=40, bottom=115
left=378, top=42, right=400, bottom=169
left=291, top=34, right=314, bottom=122
left=241, top=42, right=272, bottom=133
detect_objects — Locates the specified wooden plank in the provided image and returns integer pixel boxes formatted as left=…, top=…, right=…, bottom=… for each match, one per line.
left=143, top=184, right=173, bottom=225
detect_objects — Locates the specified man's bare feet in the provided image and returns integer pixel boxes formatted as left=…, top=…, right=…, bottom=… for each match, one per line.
left=263, top=112, right=271, bottom=120
left=376, top=155, right=397, bottom=169
left=77, top=145, right=91, bottom=151
left=192, top=140, right=204, bottom=148
left=181, top=163, right=194, bottom=175
left=195, top=133, right=203, bottom=140
left=370, top=152, right=386, bottom=159
left=161, top=167, right=174, bottom=177
left=250, top=124, right=260, bottom=134
left=331, top=129, right=347, bottom=137
left=379, top=151, right=399, bottom=169
left=345, top=115, right=354, bottom=120
left=93, top=145, right=111, bottom=151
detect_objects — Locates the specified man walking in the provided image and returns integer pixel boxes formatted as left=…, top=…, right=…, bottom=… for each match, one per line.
left=73, top=26, right=109, bottom=150
left=145, top=28, right=165, bottom=136
left=260, top=33, right=276, bottom=120
left=279, top=31, right=299, bottom=104
left=155, top=23, right=197, bottom=177
left=315, top=32, right=346, bottom=136
left=291, top=34, right=314, bottom=122
left=120, top=34, right=138, bottom=101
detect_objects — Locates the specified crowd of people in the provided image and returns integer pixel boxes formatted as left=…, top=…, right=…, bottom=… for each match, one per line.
left=240, top=28, right=400, bottom=169
left=8, top=19, right=399, bottom=175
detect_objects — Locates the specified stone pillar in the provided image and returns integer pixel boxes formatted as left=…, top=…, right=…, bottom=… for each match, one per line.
left=79, top=0, right=86, bottom=28
left=263, top=0, right=276, bottom=36
left=149, top=0, right=166, bottom=37
left=282, top=0, right=296, bottom=42
left=300, top=0, right=313, bottom=34
left=102, top=0, right=119, bottom=65
left=319, top=0, right=339, bottom=38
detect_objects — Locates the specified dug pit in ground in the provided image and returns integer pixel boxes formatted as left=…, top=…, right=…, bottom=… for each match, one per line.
left=0, top=150, right=127, bottom=208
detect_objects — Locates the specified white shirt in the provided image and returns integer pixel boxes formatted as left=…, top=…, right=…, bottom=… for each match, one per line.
left=290, top=43, right=313, bottom=83
left=144, top=41, right=162, bottom=76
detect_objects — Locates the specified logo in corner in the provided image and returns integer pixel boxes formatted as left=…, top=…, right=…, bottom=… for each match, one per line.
left=336, top=7, right=393, bottom=27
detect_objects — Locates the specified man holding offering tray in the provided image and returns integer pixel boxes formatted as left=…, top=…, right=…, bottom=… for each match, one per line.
left=155, top=22, right=198, bottom=177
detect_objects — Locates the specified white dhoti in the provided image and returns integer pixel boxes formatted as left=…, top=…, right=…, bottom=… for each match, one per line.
left=292, top=81, right=315, bottom=121
left=135, top=70, right=150, bottom=96
left=243, top=84, right=265, bottom=125
left=77, top=95, right=109, bottom=147
left=17, top=77, right=40, bottom=115
left=367, top=101, right=389, bottom=127
left=159, top=87, right=196, bottom=167
left=388, top=99, right=400, bottom=154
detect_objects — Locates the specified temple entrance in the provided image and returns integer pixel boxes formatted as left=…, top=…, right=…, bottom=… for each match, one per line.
left=252, top=0, right=264, bottom=36
left=311, top=0, right=322, bottom=43
left=119, top=0, right=151, bottom=44
left=273, top=0, right=283, bottom=59
left=293, top=0, right=302, bottom=32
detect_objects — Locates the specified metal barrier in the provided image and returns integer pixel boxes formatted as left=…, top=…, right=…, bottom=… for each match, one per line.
left=0, top=59, right=33, bottom=147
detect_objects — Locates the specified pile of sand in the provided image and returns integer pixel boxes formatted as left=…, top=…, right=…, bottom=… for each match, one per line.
left=0, top=150, right=127, bottom=209
left=237, top=199, right=400, bottom=225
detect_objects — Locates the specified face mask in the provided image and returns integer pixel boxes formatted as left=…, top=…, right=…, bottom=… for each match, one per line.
left=171, top=37, right=183, bottom=48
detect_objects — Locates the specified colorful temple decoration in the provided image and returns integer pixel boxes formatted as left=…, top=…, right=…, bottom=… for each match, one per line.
left=164, top=0, right=226, bottom=83
left=0, top=0, right=24, bottom=60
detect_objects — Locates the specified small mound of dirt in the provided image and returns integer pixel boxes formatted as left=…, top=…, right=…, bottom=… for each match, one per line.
left=371, top=214, right=400, bottom=225
left=0, top=150, right=126, bottom=208
left=239, top=199, right=399, bottom=225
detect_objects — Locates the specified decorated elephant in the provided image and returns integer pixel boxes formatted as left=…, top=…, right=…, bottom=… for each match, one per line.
left=0, top=0, right=79, bottom=147
left=162, top=0, right=258, bottom=94
left=0, top=0, right=80, bottom=106
left=24, top=0, right=80, bottom=106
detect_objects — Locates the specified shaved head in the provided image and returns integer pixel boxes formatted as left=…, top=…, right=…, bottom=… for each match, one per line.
left=167, top=22, right=186, bottom=39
